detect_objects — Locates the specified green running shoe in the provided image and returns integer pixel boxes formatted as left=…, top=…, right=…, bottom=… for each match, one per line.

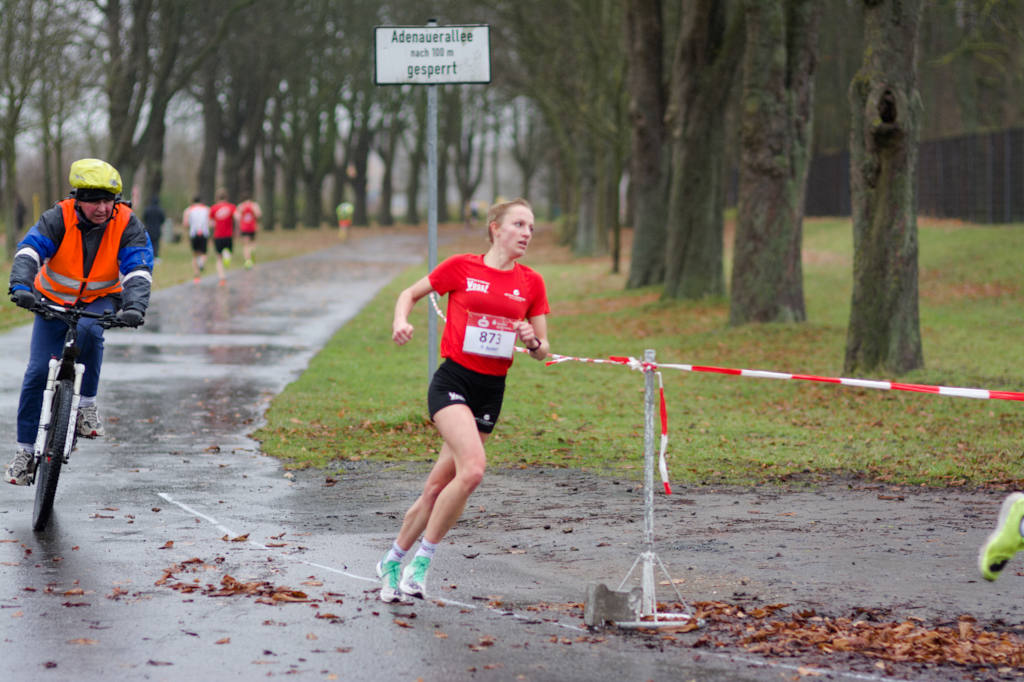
left=979, top=492, right=1024, bottom=581
left=400, top=555, right=431, bottom=599
left=376, top=557, right=403, bottom=602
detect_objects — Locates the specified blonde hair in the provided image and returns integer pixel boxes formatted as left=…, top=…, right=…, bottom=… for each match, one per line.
left=485, top=198, right=533, bottom=243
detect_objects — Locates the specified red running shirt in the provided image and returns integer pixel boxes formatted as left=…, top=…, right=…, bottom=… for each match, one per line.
left=209, top=201, right=236, bottom=239
left=429, top=253, right=550, bottom=376
left=237, top=200, right=259, bottom=234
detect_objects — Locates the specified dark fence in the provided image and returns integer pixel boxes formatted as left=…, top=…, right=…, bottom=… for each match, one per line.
left=805, top=128, right=1024, bottom=223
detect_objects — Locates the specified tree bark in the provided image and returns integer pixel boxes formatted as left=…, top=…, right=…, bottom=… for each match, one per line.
left=844, top=0, right=924, bottom=375
left=404, top=89, right=427, bottom=225
left=260, top=95, right=282, bottom=231
left=624, top=0, right=669, bottom=288
left=729, top=0, right=819, bottom=325
left=197, top=69, right=221, bottom=203
left=662, top=0, right=744, bottom=300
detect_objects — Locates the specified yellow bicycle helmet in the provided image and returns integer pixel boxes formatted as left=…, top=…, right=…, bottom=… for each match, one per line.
left=69, top=158, right=122, bottom=201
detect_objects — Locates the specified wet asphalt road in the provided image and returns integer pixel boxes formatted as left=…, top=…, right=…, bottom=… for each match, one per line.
left=0, top=234, right=791, bottom=682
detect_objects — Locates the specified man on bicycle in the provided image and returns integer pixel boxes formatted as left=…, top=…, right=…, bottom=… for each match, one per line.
left=5, top=158, right=153, bottom=486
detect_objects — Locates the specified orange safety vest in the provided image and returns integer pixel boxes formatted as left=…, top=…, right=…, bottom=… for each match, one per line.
left=35, top=199, right=129, bottom=305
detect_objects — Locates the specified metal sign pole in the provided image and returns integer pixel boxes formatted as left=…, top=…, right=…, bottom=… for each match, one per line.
left=426, top=18, right=439, bottom=380
left=373, top=20, right=489, bottom=383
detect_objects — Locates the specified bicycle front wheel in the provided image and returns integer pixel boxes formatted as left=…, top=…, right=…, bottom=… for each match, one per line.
left=32, top=378, right=74, bottom=531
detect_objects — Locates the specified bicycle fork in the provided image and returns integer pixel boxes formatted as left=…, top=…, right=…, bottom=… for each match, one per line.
left=31, top=358, right=85, bottom=480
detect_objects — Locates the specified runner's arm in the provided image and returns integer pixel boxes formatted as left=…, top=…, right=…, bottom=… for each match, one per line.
left=392, top=275, right=434, bottom=345
left=517, top=314, right=548, bottom=360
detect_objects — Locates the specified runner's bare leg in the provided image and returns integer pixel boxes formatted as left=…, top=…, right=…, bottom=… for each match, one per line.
left=396, top=405, right=487, bottom=549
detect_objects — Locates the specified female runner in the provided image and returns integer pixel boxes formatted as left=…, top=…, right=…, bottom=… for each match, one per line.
left=377, top=198, right=549, bottom=602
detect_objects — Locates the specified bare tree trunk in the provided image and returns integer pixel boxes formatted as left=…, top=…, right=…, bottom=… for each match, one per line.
left=143, top=114, right=167, bottom=203
left=198, top=69, right=221, bottom=203
left=729, top=0, right=819, bottom=325
left=510, top=100, right=543, bottom=203
left=404, top=89, right=427, bottom=225
left=573, top=144, right=599, bottom=256
left=377, top=128, right=397, bottom=227
left=3, top=148, right=19, bottom=257
left=625, top=0, right=669, bottom=288
left=260, top=96, right=281, bottom=231
left=351, top=128, right=371, bottom=227
left=663, top=1, right=744, bottom=300
left=282, top=150, right=300, bottom=231
left=844, top=0, right=924, bottom=375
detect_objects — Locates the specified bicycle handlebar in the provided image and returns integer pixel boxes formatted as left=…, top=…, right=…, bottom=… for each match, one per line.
left=29, top=301, right=136, bottom=329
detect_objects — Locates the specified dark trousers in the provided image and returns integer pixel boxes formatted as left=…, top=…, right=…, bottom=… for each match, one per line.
left=16, top=297, right=113, bottom=444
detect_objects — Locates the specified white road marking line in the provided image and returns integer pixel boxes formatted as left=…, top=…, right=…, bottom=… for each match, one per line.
left=156, top=492, right=888, bottom=680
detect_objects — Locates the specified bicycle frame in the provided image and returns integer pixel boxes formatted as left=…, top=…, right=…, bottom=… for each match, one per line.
left=23, top=300, right=134, bottom=531
left=27, top=302, right=122, bottom=481
left=31, top=336, right=85, bottom=475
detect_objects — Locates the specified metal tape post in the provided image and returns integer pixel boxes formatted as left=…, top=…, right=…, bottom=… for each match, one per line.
left=609, top=349, right=696, bottom=629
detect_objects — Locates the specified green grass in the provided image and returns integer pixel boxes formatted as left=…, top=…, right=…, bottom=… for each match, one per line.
left=254, top=217, right=1024, bottom=489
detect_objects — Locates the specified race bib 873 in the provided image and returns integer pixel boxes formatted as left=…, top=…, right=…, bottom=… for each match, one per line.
left=462, top=312, right=516, bottom=358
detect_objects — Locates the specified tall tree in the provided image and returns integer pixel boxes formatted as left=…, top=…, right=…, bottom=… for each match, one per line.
left=662, top=0, right=745, bottom=300
left=211, top=3, right=286, bottom=202
left=260, top=93, right=282, bottom=231
left=491, top=0, right=628, bottom=256
left=375, top=85, right=410, bottom=227
left=0, top=0, right=46, bottom=255
left=844, top=0, right=924, bottom=375
left=102, top=0, right=247, bottom=196
left=624, top=0, right=669, bottom=288
left=729, top=0, right=819, bottom=325
left=33, top=4, right=88, bottom=206
left=402, top=88, right=427, bottom=225
left=452, top=87, right=488, bottom=224
left=508, top=97, right=545, bottom=201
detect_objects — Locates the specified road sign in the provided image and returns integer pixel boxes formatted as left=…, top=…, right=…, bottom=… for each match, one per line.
left=374, top=25, right=491, bottom=85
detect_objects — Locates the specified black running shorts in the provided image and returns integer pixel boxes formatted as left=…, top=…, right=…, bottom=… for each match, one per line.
left=427, top=359, right=506, bottom=433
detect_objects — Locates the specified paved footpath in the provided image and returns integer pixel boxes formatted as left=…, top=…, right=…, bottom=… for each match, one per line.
left=0, top=233, right=1016, bottom=682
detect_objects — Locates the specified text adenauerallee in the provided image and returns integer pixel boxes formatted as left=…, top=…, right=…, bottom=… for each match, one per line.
left=390, top=29, right=476, bottom=45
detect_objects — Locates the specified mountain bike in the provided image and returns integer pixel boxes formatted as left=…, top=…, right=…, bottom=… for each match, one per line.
left=26, top=301, right=133, bottom=531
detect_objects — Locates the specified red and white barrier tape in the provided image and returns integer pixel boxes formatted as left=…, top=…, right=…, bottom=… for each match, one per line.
left=652, top=362, right=1024, bottom=402
left=429, top=293, right=1024, bottom=497
left=544, top=348, right=1024, bottom=402
left=542, top=353, right=1024, bottom=496
left=657, top=372, right=671, bottom=495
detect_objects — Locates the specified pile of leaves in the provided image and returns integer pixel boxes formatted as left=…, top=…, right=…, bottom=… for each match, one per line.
left=155, top=557, right=312, bottom=604
left=657, top=601, right=1024, bottom=669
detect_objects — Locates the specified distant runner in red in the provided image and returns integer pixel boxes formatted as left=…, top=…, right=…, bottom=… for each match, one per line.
left=208, top=188, right=236, bottom=286
left=375, top=198, right=550, bottom=602
left=236, top=196, right=261, bottom=269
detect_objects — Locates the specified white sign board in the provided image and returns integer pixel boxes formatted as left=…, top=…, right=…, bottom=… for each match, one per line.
left=374, top=25, right=491, bottom=85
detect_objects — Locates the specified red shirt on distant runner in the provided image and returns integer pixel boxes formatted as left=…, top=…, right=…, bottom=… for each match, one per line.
left=237, top=200, right=261, bottom=235
left=429, top=253, right=549, bottom=376
left=209, top=200, right=236, bottom=239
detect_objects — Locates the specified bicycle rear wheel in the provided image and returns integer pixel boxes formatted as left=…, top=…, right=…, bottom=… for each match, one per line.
left=32, top=378, right=74, bottom=531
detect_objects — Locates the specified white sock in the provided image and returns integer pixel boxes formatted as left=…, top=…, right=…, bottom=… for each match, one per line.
left=385, top=541, right=407, bottom=564
left=415, top=539, right=438, bottom=560
left=79, top=396, right=95, bottom=408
